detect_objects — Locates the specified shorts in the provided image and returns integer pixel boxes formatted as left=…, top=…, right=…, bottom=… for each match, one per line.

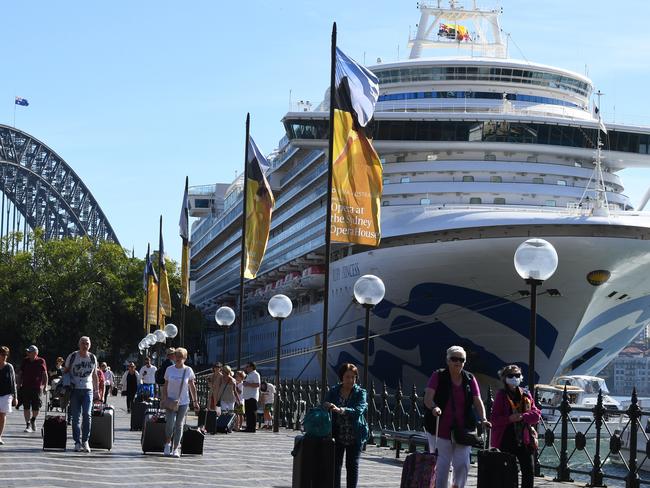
left=221, top=401, right=234, bottom=412
left=137, top=383, right=155, bottom=399
left=264, top=403, right=273, bottom=413
left=0, top=394, right=13, bottom=414
left=21, top=387, right=42, bottom=410
left=234, top=403, right=245, bottom=415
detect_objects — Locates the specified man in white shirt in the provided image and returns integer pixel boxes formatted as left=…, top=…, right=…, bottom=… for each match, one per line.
left=139, top=356, right=157, bottom=399
left=242, top=362, right=260, bottom=432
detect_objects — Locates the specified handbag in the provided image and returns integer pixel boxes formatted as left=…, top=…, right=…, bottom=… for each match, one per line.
left=161, top=367, right=187, bottom=412
left=111, top=386, right=118, bottom=396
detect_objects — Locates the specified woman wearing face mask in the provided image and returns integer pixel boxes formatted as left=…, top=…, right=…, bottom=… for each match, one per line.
left=490, top=365, right=541, bottom=488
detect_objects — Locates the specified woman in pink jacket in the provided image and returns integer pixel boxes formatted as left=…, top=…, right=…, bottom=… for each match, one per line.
left=490, top=364, right=541, bottom=488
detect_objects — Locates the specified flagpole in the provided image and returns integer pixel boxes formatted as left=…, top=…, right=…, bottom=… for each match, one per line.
left=181, top=176, right=189, bottom=348
left=237, top=113, right=251, bottom=370
left=145, top=243, right=151, bottom=335
left=321, top=22, right=337, bottom=397
left=13, top=98, right=16, bottom=128
left=156, top=215, right=162, bottom=334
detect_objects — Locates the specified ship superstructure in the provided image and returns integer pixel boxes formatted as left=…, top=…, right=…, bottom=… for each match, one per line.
left=190, top=2, right=650, bottom=388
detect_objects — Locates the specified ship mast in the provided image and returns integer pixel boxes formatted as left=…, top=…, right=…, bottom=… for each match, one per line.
left=408, top=0, right=506, bottom=59
left=592, top=90, right=610, bottom=217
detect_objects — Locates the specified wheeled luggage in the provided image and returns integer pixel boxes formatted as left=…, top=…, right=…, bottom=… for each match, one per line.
left=42, top=415, right=67, bottom=450
left=203, top=409, right=218, bottom=434
left=291, top=434, right=335, bottom=488
left=216, top=412, right=236, bottom=433
left=141, top=413, right=166, bottom=454
left=89, top=405, right=114, bottom=450
left=477, top=448, right=519, bottom=488
left=181, top=427, right=205, bottom=455
left=130, top=399, right=151, bottom=431
left=400, top=451, right=437, bottom=488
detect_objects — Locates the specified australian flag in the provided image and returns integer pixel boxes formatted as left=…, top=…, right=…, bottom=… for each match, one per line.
left=15, top=97, right=29, bottom=106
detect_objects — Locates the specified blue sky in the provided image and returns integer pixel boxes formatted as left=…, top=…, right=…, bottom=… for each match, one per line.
left=2, top=0, right=650, bottom=260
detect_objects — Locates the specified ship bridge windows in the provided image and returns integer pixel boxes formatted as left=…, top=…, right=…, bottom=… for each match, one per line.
left=469, top=197, right=482, bottom=204
left=377, top=90, right=580, bottom=108
left=493, top=197, right=506, bottom=204
left=284, top=118, right=650, bottom=156
left=462, top=176, right=474, bottom=182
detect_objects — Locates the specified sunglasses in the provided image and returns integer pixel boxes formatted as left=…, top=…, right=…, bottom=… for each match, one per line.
left=449, top=357, right=465, bottom=363
left=506, top=373, right=522, bottom=379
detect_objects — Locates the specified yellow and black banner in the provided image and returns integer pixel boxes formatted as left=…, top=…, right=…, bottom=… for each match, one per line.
left=330, top=47, right=382, bottom=247
left=179, top=176, right=191, bottom=306
left=243, top=136, right=274, bottom=279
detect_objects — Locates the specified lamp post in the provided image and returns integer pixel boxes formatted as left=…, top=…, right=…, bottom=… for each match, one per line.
left=153, top=329, right=167, bottom=367
left=353, top=275, right=385, bottom=391
left=215, top=307, right=236, bottom=365
left=514, top=238, right=558, bottom=394
left=145, top=333, right=156, bottom=358
left=268, top=294, right=293, bottom=433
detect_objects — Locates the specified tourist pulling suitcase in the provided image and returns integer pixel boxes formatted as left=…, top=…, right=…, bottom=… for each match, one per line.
left=216, top=412, right=236, bottom=433
left=477, top=428, right=519, bottom=488
left=180, top=426, right=205, bottom=455
left=202, top=409, right=218, bottom=434
left=89, top=403, right=114, bottom=450
left=291, top=434, right=336, bottom=488
left=141, top=411, right=166, bottom=454
left=42, top=415, right=67, bottom=450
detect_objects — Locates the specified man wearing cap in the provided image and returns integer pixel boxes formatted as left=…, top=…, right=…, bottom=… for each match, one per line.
left=155, top=348, right=175, bottom=390
left=19, top=345, right=48, bottom=433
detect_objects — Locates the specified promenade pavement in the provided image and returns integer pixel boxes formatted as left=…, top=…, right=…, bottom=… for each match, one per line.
left=0, top=395, right=589, bottom=487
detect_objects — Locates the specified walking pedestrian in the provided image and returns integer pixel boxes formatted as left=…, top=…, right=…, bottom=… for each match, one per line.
left=490, top=364, right=541, bottom=488
left=120, top=362, right=140, bottom=413
left=260, top=381, right=276, bottom=429
left=0, top=346, right=18, bottom=445
left=207, top=363, right=223, bottom=411
left=100, top=363, right=114, bottom=404
left=161, top=347, right=198, bottom=457
left=219, top=365, right=239, bottom=412
left=423, top=345, right=491, bottom=488
left=139, top=356, right=157, bottom=399
left=155, top=348, right=175, bottom=392
left=324, top=363, right=369, bottom=488
left=19, top=345, right=48, bottom=433
left=242, top=362, right=260, bottom=432
left=234, top=370, right=245, bottom=430
left=64, top=336, right=100, bottom=453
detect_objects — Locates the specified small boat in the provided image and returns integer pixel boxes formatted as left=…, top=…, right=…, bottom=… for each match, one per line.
left=283, top=271, right=302, bottom=291
left=537, top=375, right=623, bottom=438
left=300, top=265, right=325, bottom=289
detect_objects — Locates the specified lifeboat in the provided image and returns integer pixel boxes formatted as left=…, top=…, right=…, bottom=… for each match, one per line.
left=301, top=265, right=325, bottom=289
left=283, top=271, right=302, bottom=291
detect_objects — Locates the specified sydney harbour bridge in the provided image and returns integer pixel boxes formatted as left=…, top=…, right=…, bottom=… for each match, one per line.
left=0, top=124, right=119, bottom=249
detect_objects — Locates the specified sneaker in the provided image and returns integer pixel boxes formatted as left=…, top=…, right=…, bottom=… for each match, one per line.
left=74, top=442, right=81, bottom=452
left=163, top=442, right=171, bottom=456
left=30, top=419, right=36, bottom=432
left=23, top=425, right=32, bottom=433
left=172, top=448, right=181, bottom=458
left=0, top=436, right=4, bottom=445
left=82, top=441, right=91, bottom=453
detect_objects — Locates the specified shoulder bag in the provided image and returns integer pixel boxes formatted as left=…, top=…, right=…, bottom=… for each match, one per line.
left=161, top=367, right=187, bottom=412
left=449, top=381, right=482, bottom=446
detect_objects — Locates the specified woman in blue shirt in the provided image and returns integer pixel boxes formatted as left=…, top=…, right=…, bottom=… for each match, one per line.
left=324, top=363, right=369, bottom=488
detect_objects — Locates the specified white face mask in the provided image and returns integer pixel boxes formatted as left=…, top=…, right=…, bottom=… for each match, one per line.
left=505, top=376, right=522, bottom=387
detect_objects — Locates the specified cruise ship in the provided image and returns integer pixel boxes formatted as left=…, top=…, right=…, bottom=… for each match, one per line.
left=189, top=2, right=650, bottom=389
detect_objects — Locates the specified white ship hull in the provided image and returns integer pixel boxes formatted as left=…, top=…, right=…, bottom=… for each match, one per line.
left=215, top=211, right=650, bottom=389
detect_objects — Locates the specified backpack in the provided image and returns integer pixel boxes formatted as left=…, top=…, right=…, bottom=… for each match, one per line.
left=302, top=407, right=332, bottom=437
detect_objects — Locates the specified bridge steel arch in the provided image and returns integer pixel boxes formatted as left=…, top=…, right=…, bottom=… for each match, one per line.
left=0, top=124, right=120, bottom=244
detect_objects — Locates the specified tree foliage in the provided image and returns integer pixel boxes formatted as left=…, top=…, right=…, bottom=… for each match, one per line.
left=0, top=232, right=204, bottom=369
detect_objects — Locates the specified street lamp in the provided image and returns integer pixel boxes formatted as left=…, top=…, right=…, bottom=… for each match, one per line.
left=164, top=323, right=178, bottom=340
left=215, top=306, right=236, bottom=364
left=514, top=238, right=558, bottom=393
left=268, top=294, right=293, bottom=433
left=353, top=275, right=386, bottom=390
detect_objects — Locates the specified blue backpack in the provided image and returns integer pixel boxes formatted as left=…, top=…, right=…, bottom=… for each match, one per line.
left=302, top=407, right=332, bottom=437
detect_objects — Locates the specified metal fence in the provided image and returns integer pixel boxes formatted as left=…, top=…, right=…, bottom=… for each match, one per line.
left=193, top=373, right=650, bottom=487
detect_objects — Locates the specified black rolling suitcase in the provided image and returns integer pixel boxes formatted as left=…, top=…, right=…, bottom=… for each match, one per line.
left=291, top=434, right=335, bottom=488
left=89, top=405, right=114, bottom=450
left=42, top=415, right=67, bottom=450
left=130, top=399, right=151, bottom=431
left=477, top=448, right=519, bottom=488
left=141, top=413, right=166, bottom=454
left=203, top=410, right=218, bottom=434
left=216, top=412, right=236, bottom=433
left=181, top=427, right=205, bottom=455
